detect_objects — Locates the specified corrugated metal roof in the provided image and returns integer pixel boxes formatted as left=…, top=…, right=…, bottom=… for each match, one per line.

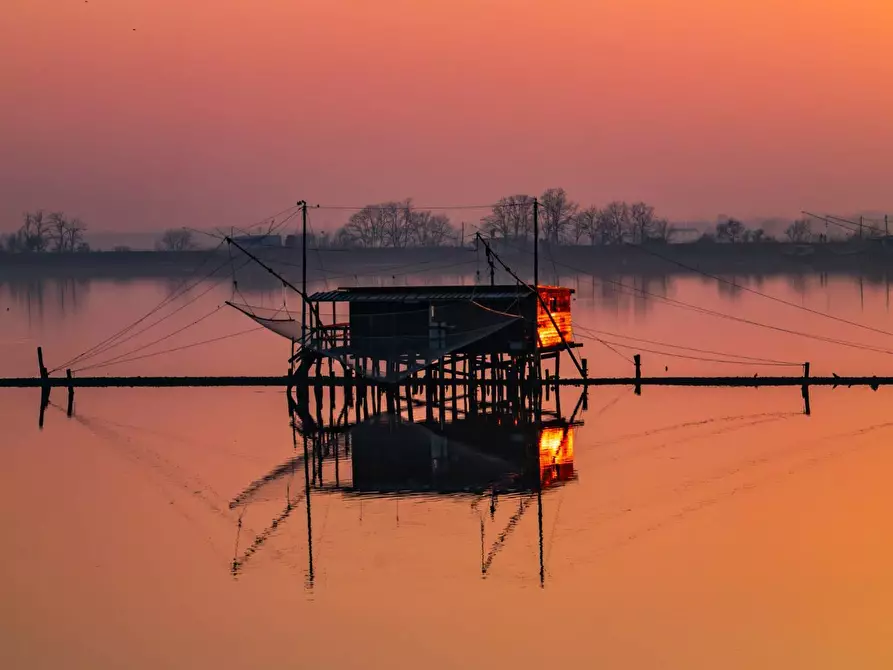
left=309, top=285, right=533, bottom=302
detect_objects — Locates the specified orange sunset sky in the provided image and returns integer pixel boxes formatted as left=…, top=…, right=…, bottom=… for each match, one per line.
left=1, top=0, right=892, bottom=232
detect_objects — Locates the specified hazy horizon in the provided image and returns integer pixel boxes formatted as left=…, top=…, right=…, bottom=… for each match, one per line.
left=2, top=0, right=891, bottom=234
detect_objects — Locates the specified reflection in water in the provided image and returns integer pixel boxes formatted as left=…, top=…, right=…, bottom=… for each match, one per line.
left=0, top=277, right=91, bottom=324
left=228, top=382, right=584, bottom=588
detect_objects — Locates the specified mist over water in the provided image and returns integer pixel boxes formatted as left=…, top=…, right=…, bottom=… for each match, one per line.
left=3, top=268, right=893, bottom=668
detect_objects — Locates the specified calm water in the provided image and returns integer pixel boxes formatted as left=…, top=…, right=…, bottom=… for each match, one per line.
left=3, top=270, right=893, bottom=668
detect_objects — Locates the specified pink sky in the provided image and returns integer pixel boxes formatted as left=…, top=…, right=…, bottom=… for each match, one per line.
left=2, top=0, right=892, bottom=232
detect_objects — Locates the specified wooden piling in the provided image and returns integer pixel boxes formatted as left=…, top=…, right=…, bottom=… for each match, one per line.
left=66, top=369, right=74, bottom=418
left=37, top=347, right=48, bottom=381
left=802, top=361, right=811, bottom=416
left=634, top=354, right=642, bottom=396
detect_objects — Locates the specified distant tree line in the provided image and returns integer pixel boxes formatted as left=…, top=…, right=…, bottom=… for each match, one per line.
left=329, top=189, right=675, bottom=248
left=2, top=210, right=89, bottom=253
left=333, top=199, right=456, bottom=248
left=701, top=217, right=816, bottom=244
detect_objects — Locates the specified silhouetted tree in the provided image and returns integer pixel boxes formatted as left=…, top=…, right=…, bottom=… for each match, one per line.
left=158, top=228, right=196, bottom=251
left=411, top=211, right=455, bottom=246
left=340, top=205, right=386, bottom=247
left=628, top=202, right=657, bottom=244
left=715, top=218, right=746, bottom=243
left=482, top=195, right=534, bottom=242
left=20, top=211, right=51, bottom=252
left=785, top=219, right=813, bottom=243
left=540, top=188, right=578, bottom=244
left=594, top=201, right=628, bottom=245
left=335, top=200, right=457, bottom=248
left=48, top=211, right=87, bottom=252
left=651, top=218, right=674, bottom=243
left=572, top=207, right=597, bottom=244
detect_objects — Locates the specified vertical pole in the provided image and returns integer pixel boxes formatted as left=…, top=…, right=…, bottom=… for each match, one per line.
left=37, top=346, right=48, bottom=380
left=66, top=369, right=74, bottom=418
left=634, top=354, right=642, bottom=396
left=300, top=200, right=308, bottom=342
left=533, top=198, right=541, bottom=384
left=302, top=434, right=314, bottom=588
left=533, top=198, right=539, bottom=290
left=802, top=361, right=811, bottom=416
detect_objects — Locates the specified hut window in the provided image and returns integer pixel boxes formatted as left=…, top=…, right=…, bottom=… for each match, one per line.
left=549, top=296, right=558, bottom=312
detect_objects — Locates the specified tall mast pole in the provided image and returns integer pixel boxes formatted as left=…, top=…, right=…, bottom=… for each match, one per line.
left=299, top=200, right=308, bottom=341
left=533, top=198, right=539, bottom=290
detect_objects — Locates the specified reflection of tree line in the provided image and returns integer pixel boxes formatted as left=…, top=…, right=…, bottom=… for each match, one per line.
left=5, top=269, right=893, bottom=323
left=0, top=276, right=91, bottom=320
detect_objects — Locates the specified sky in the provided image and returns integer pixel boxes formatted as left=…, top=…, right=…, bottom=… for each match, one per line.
left=1, top=0, right=892, bottom=233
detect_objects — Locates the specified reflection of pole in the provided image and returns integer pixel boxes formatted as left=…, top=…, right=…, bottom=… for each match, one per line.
left=537, top=487, right=544, bottom=588
left=302, top=434, right=314, bottom=587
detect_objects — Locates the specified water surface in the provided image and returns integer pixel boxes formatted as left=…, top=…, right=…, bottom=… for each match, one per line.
left=3, top=269, right=893, bottom=668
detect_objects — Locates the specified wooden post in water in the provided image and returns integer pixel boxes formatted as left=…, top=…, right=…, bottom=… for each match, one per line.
left=37, top=347, right=48, bottom=380
left=802, top=362, right=811, bottom=416
left=37, top=347, right=50, bottom=429
left=634, top=354, right=642, bottom=396
left=66, top=369, right=74, bottom=418
left=581, top=358, right=589, bottom=410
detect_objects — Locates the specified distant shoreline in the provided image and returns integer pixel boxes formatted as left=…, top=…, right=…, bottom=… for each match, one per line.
left=2, top=242, right=892, bottom=282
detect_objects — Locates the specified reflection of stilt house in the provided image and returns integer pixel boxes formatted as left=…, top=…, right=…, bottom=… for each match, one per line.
left=345, top=414, right=577, bottom=495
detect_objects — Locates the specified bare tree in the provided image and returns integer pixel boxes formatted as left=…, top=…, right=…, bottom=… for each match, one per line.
left=572, top=207, right=597, bottom=244
left=483, top=195, right=534, bottom=242
left=651, top=218, right=675, bottom=243
left=595, top=201, right=628, bottom=245
left=340, top=205, right=386, bottom=247
left=158, top=228, right=196, bottom=251
left=412, top=211, right=455, bottom=246
left=20, top=211, right=51, bottom=252
left=540, top=188, right=578, bottom=244
left=47, top=212, right=88, bottom=252
left=381, top=200, right=412, bottom=249
left=628, top=202, right=657, bottom=244
left=785, top=219, right=813, bottom=243
left=67, top=217, right=87, bottom=251
left=48, top=211, right=68, bottom=252
left=716, top=218, right=746, bottom=243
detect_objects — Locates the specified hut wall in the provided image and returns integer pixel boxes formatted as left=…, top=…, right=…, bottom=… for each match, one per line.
left=536, top=287, right=573, bottom=348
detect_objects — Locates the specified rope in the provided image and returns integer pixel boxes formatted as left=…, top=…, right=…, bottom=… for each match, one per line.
left=73, top=327, right=264, bottom=373
left=74, top=306, right=224, bottom=373
left=630, top=243, right=893, bottom=340
left=502, top=245, right=893, bottom=358
left=51, top=240, right=227, bottom=372
left=66, top=255, right=253, bottom=371
left=574, top=333, right=800, bottom=367
left=574, top=324, right=800, bottom=366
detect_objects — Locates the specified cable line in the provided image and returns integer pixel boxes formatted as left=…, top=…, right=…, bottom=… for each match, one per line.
left=74, top=327, right=264, bottom=373
left=630, top=242, right=893, bottom=339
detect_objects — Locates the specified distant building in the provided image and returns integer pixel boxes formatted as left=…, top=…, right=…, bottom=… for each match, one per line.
left=231, top=234, right=282, bottom=248
left=672, top=226, right=702, bottom=243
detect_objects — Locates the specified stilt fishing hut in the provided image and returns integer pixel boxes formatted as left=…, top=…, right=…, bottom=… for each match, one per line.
left=224, top=230, right=584, bottom=388
left=290, top=283, right=579, bottom=382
